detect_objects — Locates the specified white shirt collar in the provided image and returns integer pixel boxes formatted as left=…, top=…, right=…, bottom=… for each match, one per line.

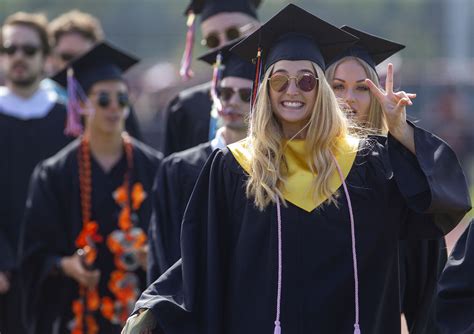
left=210, top=127, right=227, bottom=151
left=0, top=86, right=58, bottom=120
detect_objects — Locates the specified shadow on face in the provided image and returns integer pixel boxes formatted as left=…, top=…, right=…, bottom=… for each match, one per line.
left=49, top=32, right=95, bottom=74
left=218, top=76, right=253, bottom=130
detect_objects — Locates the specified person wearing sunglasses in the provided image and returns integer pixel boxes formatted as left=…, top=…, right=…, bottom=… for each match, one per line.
left=123, top=4, right=470, bottom=334
left=20, top=42, right=162, bottom=334
left=326, top=27, right=447, bottom=334
left=0, top=12, right=73, bottom=334
left=44, top=9, right=142, bottom=140
left=160, top=0, right=261, bottom=157
left=146, top=39, right=254, bottom=287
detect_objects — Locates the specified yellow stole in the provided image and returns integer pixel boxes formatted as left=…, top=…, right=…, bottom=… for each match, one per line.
left=228, top=136, right=360, bottom=212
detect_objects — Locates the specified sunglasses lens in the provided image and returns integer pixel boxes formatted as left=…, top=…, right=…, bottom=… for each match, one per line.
left=270, top=75, right=289, bottom=92
left=205, top=34, right=220, bottom=48
left=297, top=74, right=317, bottom=92
left=2, top=45, right=16, bottom=55
left=98, top=93, right=110, bottom=108
left=225, top=27, right=240, bottom=41
left=118, top=93, right=129, bottom=107
left=219, top=87, right=234, bottom=101
left=239, top=88, right=252, bottom=102
left=23, top=45, right=39, bottom=56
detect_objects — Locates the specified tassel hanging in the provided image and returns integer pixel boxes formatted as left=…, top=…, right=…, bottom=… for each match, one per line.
left=179, top=12, right=196, bottom=81
left=210, top=52, right=223, bottom=113
left=250, top=47, right=262, bottom=111
left=65, top=68, right=90, bottom=137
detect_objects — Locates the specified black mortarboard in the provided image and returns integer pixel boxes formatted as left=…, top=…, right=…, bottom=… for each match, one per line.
left=231, top=4, right=358, bottom=72
left=51, top=41, right=138, bottom=93
left=185, top=0, right=261, bottom=21
left=199, top=38, right=255, bottom=80
left=329, top=26, right=405, bottom=70
left=51, top=41, right=138, bottom=137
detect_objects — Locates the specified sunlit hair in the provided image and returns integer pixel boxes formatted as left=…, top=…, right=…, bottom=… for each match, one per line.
left=325, top=56, right=388, bottom=134
left=246, top=62, right=351, bottom=211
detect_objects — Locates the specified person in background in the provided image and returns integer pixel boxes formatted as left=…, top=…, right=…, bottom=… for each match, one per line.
left=20, top=42, right=162, bottom=333
left=45, top=9, right=142, bottom=139
left=0, top=12, right=72, bottom=334
left=160, top=0, right=261, bottom=156
left=325, top=26, right=447, bottom=334
left=147, top=38, right=254, bottom=283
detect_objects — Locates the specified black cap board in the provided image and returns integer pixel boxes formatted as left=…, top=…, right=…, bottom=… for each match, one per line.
left=199, top=38, right=255, bottom=80
left=231, top=4, right=359, bottom=72
left=329, top=25, right=405, bottom=70
left=51, top=41, right=139, bottom=93
left=185, top=0, right=261, bottom=21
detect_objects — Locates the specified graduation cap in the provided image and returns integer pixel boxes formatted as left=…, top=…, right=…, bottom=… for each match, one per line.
left=185, top=0, right=261, bottom=22
left=180, top=0, right=262, bottom=80
left=198, top=38, right=255, bottom=113
left=329, top=25, right=405, bottom=70
left=51, top=41, right=139, bottom=136
left=230, top=4, right=359, bottom=106
left=198, top=38, right=255, bottom=81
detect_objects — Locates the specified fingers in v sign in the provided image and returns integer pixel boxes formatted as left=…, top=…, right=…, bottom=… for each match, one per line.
left=365, top=63, right=416, bottom=154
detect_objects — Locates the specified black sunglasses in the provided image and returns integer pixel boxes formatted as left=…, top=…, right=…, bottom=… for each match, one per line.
left=201, top=26, right=241, bottom=49
left=1, top=44, right=41, bottom=57
left=92, top=92, right=130, bottom=108
left=217, top=86, right=252, bottom=103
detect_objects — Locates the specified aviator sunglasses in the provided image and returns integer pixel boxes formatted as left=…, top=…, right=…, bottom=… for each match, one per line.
left=91, top=91, right=130, bottom=108
left=1, top=43, right=41, bottom=57
left=217, top=86, right=252, bottom=103
left=269, top=72, right=318, bottom=93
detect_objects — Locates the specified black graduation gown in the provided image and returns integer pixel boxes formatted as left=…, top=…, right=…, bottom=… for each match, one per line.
left=20, top=138, right=161, bottom=334
left=148, top=142, right=213, bottom=284
left=161, top=82, right=212, bottom=156
left=125, top=106, right=143, bottom=141
left=0, top=103, right=72, bottom=334
left=400, top=237, right=447, bottom=334
left=436, top=219, right=474, bottom=334
left=134, top=124, right=471, bottom=334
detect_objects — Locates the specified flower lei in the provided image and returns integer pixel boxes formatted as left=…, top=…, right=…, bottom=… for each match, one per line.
left=70, top=133, right=147, bottom=334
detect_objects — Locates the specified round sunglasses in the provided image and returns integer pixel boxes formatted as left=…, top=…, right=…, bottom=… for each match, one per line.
left=1, top=43, right=41, bottom=57
left=91, top=92, right=130, bottom=109
left=217, top=87, right=252, bottom=103
left=269, top=72, right=318, bottom=93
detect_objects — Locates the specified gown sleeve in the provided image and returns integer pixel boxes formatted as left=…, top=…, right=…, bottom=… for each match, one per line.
left=135, top=149, right=234, bottom=333
left=436, top=219, right=474, bottom=334
left=386, top=122, right=471, bottom=239
left=147, top=158, right=185, bottom=284
left=18, top=161, right=71, bottom=321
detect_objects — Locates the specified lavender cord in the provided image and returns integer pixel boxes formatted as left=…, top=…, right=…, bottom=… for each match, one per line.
left=273, top=155, right=361, bottom=334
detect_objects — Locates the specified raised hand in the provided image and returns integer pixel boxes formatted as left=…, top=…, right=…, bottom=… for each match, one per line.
left=366, top=63, right=416, bottom=153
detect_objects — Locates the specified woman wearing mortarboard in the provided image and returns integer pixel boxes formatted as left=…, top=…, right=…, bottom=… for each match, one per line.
left=325, top=27, right=447, bottom=334
left=19, top=42, right=162, bottom=334
left=124, top=4, right=471, bottom=334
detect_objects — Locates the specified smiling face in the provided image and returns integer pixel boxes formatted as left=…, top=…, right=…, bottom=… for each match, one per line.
left=86, top=80, right=128, bottom=136
left=269, top=60, right=318, bottom=136
left=331, top=58, right=371, bottom=123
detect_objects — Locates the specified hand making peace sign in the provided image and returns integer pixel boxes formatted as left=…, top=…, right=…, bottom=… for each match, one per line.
left=366, top=63, right=416, bottom=153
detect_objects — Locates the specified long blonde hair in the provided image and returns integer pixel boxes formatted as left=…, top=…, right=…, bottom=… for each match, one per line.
left=325, top=56, right=388, bottom=134
left=246, top=62, right=350, bottom=211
